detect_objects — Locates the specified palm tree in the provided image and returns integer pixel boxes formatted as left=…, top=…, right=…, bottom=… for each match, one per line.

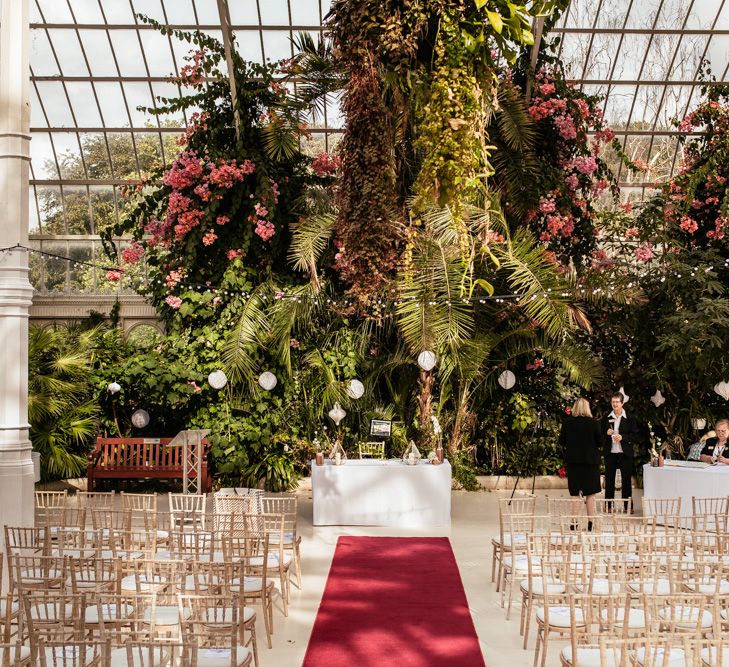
left=28, top=325, right=100, bottom=481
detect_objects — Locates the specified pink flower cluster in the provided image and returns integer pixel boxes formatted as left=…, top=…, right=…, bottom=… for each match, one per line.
left=572, top=156, right=598, bottom=176
left=165, top=295, right=182, bottom=310
left=679, top=216, right=698, bottom=234
left=106, top=269, right=123, bottom=282
left=526, top=357, right=545, bottom=370
left=179, top=50, right=206, bottom=87
left=121, top=242, right=144, bottom=265
left=202, top=231, right=217, bottom=246
left=634, top=243, right=654, bottom=262
left=226, top=249, right=244, bottom=260
left=311, top=151, right=341, bottom=177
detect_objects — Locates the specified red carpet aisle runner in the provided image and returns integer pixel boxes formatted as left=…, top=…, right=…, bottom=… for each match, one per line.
left=302, top=536, right=486, bottom=667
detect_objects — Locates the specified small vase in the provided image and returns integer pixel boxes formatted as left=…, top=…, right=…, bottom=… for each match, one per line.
left=658, top=452, right=664, bottom=467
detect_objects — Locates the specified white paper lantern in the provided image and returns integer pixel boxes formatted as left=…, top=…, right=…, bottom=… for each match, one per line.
left=714, top=381, right=729, bottom=401
left=691, top=418, right=706, bottom=431
left=258, top=371, right=277, bottom=391
left=417, top=350, right=437, bottom=371
left=345, top=379, right=365, bottom=400
left=208, top=370, right=228, bottom=390
left=618, top=386, right=630, bottom=404
left=650, top=390, right=665, bottom=407
left=107, top=381, right=121, bottom=394
left=131, top=409, right=150, bottom=428
left=498, top=370, right=516, bottom=390
left=328, top=402, right=346, bottom=426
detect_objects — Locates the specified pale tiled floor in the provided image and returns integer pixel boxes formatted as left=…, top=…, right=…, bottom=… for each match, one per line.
left=266, top=484, right=645, bottom=667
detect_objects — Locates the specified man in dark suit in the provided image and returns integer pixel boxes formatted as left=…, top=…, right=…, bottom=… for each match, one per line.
left=601, top=392, right=638, bottom=510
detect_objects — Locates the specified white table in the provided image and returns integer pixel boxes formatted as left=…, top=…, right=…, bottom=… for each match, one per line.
left=311, top=458, right=452, bottom=527
left=643, top=463, right=729, bottom=521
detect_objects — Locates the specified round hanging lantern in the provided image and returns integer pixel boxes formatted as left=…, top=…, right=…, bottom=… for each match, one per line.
left=208, top=370, right=228, bottom=390
left=345, top=379, right=365, bottom=400
left=498, top=370, right=516, bottom=390
left=650, top=390, right=665, bottom=407
left=258, top=371, right=278, bottom=391
left=417, top=350, right=437, bottom=371
left=131, top=410, right=150, bottom=428
left=714, top=381, right=729, bottom=401
left=618, top=386, right=630, bottom=404
left=107, top=381, right=121, bottom=394
left=328, top=402, right=346, bottom=426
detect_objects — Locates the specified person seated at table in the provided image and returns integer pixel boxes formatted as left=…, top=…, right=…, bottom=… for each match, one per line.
left=699, top=419, right=729, bottom=464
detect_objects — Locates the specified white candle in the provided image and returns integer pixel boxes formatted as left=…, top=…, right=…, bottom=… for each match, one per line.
left=408, top=452, right=415, bottom=465
left=335, top=452, right=341, bottom=465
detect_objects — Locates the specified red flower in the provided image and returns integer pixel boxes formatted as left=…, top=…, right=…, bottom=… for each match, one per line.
left=558, top=466, right=567, bottom=479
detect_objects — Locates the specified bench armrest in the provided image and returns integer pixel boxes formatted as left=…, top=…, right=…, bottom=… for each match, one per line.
left=87, top=448, right=102, bottom=467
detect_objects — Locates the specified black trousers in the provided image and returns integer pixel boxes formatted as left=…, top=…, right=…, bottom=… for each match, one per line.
left=604, top=452, right=633, bottom=505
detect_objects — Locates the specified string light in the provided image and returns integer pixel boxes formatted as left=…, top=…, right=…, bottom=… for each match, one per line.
left=2, top=243, right=727, bottom=310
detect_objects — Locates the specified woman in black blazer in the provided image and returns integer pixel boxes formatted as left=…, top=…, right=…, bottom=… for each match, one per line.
left=559, top=397, right=603, bottom=519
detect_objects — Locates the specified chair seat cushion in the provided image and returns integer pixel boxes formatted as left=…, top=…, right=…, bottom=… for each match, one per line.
left=701, top=647, right=729, bottom=667
left=560, top=646, right=622, bottom=667
left=268, top=531, right=297, bottom=545
left=45, top=646, right=97, bottom=667
left=142, top=605, right=191, bottom=626
left=196, top=606, right=256, bottom=624
left=120, top=574, right=166, bottom=592
left=197, top=647, right=252, bottom=666
left=685, top=578, right=729, bottom=595
left=29, top=603, right=74, bottom=621
left=578, top=578, right=621, bottom=596
left=600, top=607, right=646, bottom=629
left=502, top=555, right=541, bottom=572
left=634, top=648, right=686, bottom=666
left=110, top=647, right=167, bottom=667
left=657, top=605, right=713, bottom=628
left=230, top=577, right=273, bottom=593
left=519, top=578, right=565, bottom=596
left=249, top=554, right=292, bottom=568
left=536, top=606, right=583, bottom=628
left=627, top=579, right=671, bottom=595
left=84, top=603, right=134, bottom=624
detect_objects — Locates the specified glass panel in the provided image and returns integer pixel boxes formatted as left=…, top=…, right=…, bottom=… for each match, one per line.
left=228, top=2, right=260, bottom=23
left=164, top=0, right=196, bottom=24
left=262, top=29, right=294, bottom=61
left=41, top=242, right=69, bottom=293
left=89, top=186, right=117, bottom=234
left=29, top=188, right=42, bottom=234
left=30, top=30, right=61, bottom=76
left=133, top=0, right=166, bottom=24
left=655, top=0, right=692, bottom=30
left=107, top=133, right=139, bottom=179
left=29, top=86, right=48, bottom=127
left=68, top=242, right=95, bottom=292
left=593, top=0, right=632, bottom=29
left=67, top=82, right=103, bottom=127
left=291, top=0, right=322, bottom=25
left=35, top=81, right=75, bottom=127
left=28, top=244, right=45, bottom=291
left=302, top=132, right=328, bottom=157
left=232, top=30, right=264, bottom=62
left=98, top=0, right=135, bottom=23
left=81, top=133, right=112, bottom=179
left=122, top=82, right=156, bottom=126
left=684, top=0, right=723, bottom=29
left=36, top=186, right=65, bottom=234
left=625, top=0, right=662, bottom=29
left=581, top=33, right=620, bottom=81
left=67, top=0, right=104, bottom=23
left=150, top=81, right=186, bottom=124
left=54, top=133, right=86, bottom=179
left=138, top=29, right=177, bottom=76
left=79, top=29, right=119, bottom=76
left=134, top=132, right=164, bottom=173
left=260, top=0, right=292, bottom=25
left=109, top=30, right=149, bottom=77
left=35, top=0, right=73, bottom=23
left=47, top=29, right=89, bottom=76
left=192, top=0, right=220, bottom=24
left=61, top=186, right=92, bottom=234
left=95, top=82, right=132, bottom=127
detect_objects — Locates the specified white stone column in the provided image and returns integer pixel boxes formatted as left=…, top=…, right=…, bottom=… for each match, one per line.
left=0, top=0, right=35, bottom=537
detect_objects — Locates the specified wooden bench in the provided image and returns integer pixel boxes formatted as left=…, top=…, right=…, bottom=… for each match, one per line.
left=87, top=437, right=212, bottom=492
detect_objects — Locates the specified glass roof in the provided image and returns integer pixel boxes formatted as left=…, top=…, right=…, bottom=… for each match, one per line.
left=26, top=0, right=729, bottom=292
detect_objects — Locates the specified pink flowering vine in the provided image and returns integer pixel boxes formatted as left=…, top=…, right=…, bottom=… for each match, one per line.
left=165, top=295, right=183, bottom=310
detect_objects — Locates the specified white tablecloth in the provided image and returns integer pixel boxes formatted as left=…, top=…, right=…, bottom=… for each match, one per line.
left=311, top=458, right=452, bottom=527
left=643, top=463, right=729, bottom=520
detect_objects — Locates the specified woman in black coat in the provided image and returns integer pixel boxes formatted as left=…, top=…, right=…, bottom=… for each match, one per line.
left=559, top=397, right=603, bottom=519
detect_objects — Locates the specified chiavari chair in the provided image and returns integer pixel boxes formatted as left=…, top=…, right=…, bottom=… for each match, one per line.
left=595, top=497, right=634, bottom=515
left=4, top=526, right=50, bottom=557
left=35, top=492, right=69, bottom=530
left=0, top=560, right=20, bottom=644
left=36, top=638, right=108, bottom=667
left=169, top=493, right=207, bottom=534
left=534, top=588, right=591, bottom=667
left=67, top=558, right=121, bottom=595
left=642, top=591, right=716, bottom=638
left=179, top=593, right=254, bottom=666
left=492, top=495, right=536, bottom=590
left=20, top=590, right=97, bottom=651
left=261, top=493, right=302, bottom=589
left=120, top=640, right=196, bottom=667
left=222, top=531, right=275, bottom=649
left=0, top=641, right=30, bottom=666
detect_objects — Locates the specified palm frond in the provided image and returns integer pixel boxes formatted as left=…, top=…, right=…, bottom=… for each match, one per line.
left=288, top=212, right=336, bottom=285
left=261, top=115, right=300, bottom=161
left=222, top=285, right=270, bottom=390
left=496, top=229, right=572, bottom=338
